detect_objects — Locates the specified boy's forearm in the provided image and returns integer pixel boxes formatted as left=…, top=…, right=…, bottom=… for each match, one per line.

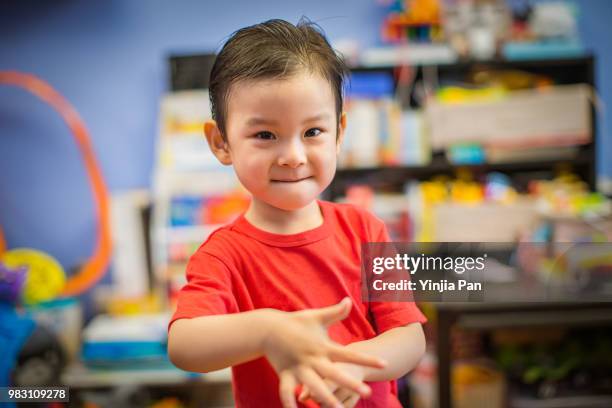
left=346, top=322, right=426, bottom=382
left=168, top=309, right=277, bottom=373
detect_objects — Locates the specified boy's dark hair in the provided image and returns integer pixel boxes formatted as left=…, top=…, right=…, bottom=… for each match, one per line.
left=209, top=18, right=349, bottom=140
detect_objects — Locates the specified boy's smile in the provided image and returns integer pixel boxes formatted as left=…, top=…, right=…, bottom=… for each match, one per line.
left=271, top=177, right=312, bottom=183
left=209, top=71, right=345, bottom=215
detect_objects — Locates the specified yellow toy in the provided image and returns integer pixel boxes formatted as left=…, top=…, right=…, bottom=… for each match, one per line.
left=1, top=248, right=66, bottom=305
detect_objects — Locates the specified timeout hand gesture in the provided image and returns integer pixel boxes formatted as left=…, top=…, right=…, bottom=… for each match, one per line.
left=262, top=297, right=386, bottom=408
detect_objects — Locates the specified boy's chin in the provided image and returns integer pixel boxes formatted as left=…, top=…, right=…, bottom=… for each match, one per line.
left=262, top=196, right=318, bottom=212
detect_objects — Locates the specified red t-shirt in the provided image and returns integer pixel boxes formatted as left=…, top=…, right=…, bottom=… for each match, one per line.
left=170, top=200, right=427, bottom=407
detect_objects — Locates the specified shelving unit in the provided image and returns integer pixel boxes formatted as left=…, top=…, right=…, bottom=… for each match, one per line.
left=327, top=55, right=597, bottom=201
left=334, top=54, right=604, bottom=408
left=150, top=87, right=246, bottom=305
left=61, top=365, right=233, bottom=407
left=435, top=297, right=612, bottom=408
left=62, top=365, right=231, bottom=388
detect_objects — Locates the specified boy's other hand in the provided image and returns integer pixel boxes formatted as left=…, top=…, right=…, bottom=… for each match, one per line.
left=261, top=298, right=386, bottom=408
left=298, top=362, right=366, bottom=408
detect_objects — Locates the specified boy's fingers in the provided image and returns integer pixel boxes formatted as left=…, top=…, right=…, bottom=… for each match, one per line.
left=313, top=360, right=370, bottom=398
left=331, top=390, right=353, bottom=408
left=327, top=344, right=387, bottom=369
left=299, top=380, right=336, bottom=403
left=344, top=393, right=361, bottom=408
left=278, top=372, right=298, bottom=408
left=317, top=297, right=351, bottom=326
left=325, top=378, right=340, bottom=395
left=297, top=366, right=342, bottom=408
left=334, top=387, right=355, bottom=403
left=298, top=386, right=309, bottom=402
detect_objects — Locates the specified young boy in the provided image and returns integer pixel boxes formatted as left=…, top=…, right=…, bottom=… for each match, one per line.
left=168, top=19, right=427, bottom=408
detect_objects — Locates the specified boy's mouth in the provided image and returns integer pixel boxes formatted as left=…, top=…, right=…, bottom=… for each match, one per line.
left=271, top=176, right=312, bottom=183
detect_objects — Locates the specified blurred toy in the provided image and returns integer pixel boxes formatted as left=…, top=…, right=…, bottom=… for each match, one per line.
left=0, top=301, right=35, bottom=408
left=27, top=298, right=83, bottom=364
left=507, top=0, right=533, bottom=41
left=436, top=85, right=506, bottom=104
left=0, top=304, right=36, bottom=389
left=381, top=0, right=444, bottom=43
left=503, top=1, right=584, bottom=59
left=530, top=173, right=611, bottom=218
left=106, top=294, right=162, bottom=316
left=447, top=143, right=486, bottom=165
left=13, top=324, right=65, bottom=386
left=1, top=248, right=66, bottom=305
left=0, top=259, right=68, bottom=398
left=452, top=361, right=506, bottom=408
left=407, top=170, right=541, bottom=242
left=0, top=257, right=69, bottom=406
left=444, top=0, right=511, bottom=59
left=420, top=178, right=448, bottom=205
left=170, top=195, right=204, bottom=226
left=530, top=1, right=578, bottom=40
left=517, top=173, right=612, bottom=289
left=81, top=313, right=170, bottom=369
left=0, top=71, right=112, bottom=297
left=0, top=263, right=27, bottom=304
left=0, top=263, right=36, bottom=405
left=205, top=193, right=250, bottom=224
left=170, top=192, right=249, bottom=226
left=450, top=180, right=484, bottom=205
left=485, top=173, right=518, bottom=204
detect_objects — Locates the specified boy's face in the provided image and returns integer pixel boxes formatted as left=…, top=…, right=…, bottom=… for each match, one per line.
left=207, top=72, right=344, bottom=211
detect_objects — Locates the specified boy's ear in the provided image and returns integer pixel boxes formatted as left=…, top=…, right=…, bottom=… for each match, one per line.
left=204, top=120, right=232, bottom=165
left=336, top=112, right=347, bottom=154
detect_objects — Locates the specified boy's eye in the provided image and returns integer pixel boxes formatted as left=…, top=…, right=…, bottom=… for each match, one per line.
left=304, top=128, right=322, bottom=138
left=255, top=131, right=275, bottom=140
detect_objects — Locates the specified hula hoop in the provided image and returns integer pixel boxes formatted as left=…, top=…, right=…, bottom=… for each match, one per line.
left=0, top=71, right=112, bottom=296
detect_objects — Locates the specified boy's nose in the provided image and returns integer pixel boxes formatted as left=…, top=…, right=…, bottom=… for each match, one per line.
left=277, top=139, right=307, bottom=168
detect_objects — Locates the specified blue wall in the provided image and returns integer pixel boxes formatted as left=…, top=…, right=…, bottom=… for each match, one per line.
left=0, top=0, right=610, bottom=270
left=573, top=0, right=612, bottom=188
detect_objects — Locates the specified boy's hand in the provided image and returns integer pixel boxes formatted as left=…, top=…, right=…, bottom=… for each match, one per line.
left=298, top=363, right=366, bottom=408
left=262, top=298, right=386, bottom=408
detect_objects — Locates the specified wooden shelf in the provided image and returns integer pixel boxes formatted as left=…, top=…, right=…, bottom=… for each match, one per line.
left=328, top=148, right=593, bottom=199
left=511, top=394, right=612, bottom=408
left=62, top=364, right=231, bottom=388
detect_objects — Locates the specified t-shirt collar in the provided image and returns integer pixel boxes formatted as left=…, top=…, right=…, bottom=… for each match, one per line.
left=232, top=200, right=332, bottom=247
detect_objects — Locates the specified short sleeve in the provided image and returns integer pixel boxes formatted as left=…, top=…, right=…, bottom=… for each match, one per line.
left=169, top=250, right=239, bottom=329
left=366, top=215, right=427, bottom=333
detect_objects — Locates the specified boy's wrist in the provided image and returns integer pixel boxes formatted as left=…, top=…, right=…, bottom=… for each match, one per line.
left=344, top=343, right=374, bottom=381
left=352, top=361, right=369, bottom=382
left=251, top=308, right=284, bottom=355
left=336, top=361, right=367, bottom=382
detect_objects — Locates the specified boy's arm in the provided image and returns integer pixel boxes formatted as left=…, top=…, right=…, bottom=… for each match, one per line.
left=168, top=308, right=274, bottom=373
left=168, top=299, right=388, bottom=408
left=346, top=322, right=426, bottom=382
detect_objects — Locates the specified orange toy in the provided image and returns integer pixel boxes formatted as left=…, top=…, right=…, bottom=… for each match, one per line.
left=0, top=71, right=112, bottom=297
